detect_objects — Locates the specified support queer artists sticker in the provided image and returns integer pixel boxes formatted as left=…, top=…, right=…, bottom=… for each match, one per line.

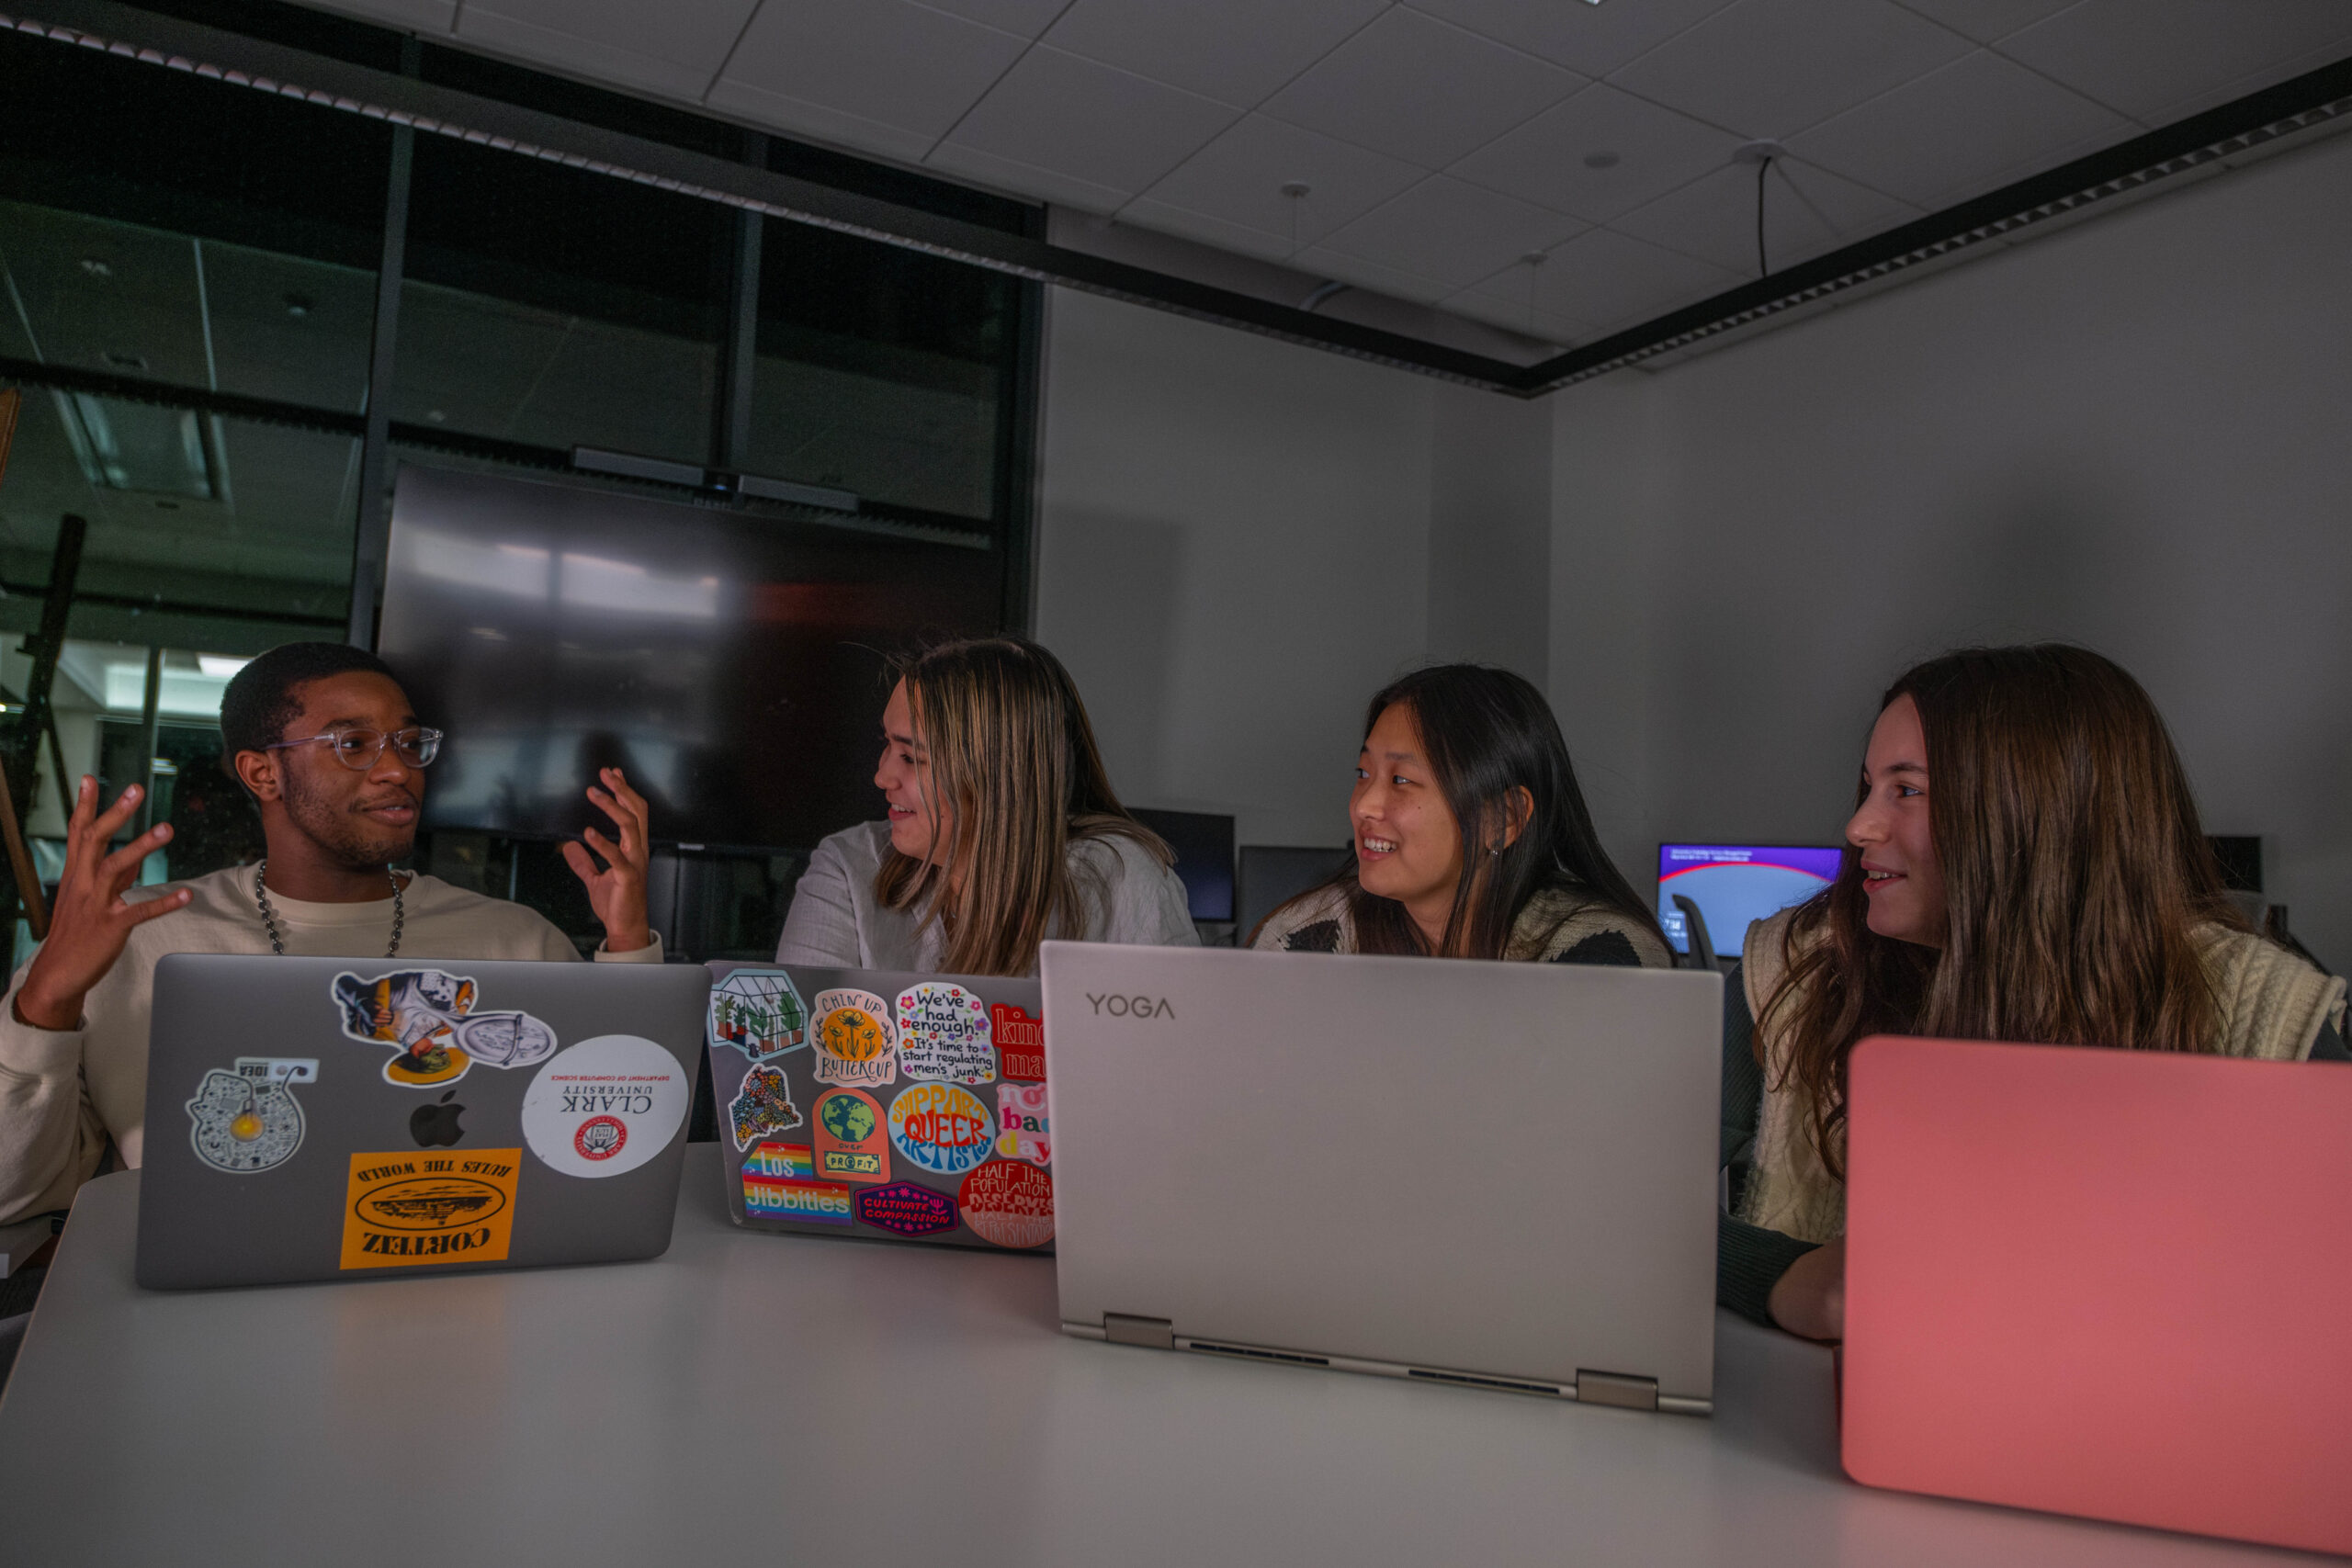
left=887, top=1082, right=994, bottom=1177
left=957, top=1159, right=1053, bottom=1249
left=520, top=1035, right=688, bottom=1178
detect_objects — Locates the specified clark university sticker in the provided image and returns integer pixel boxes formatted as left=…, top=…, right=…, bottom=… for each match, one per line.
left=341, top=1149, right=521, bottom=1269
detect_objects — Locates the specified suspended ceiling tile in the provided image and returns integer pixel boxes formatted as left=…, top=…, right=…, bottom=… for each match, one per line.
left=1612, top=154, right=1917, bottom=276
left=1440, top=283, right=1591, bottom=347
left=1115, top=198, right=1300, bottom=265
left=937, top=48, right=1239, bottom=201
left=1041, top=0, right=1387, bottom=107
left=1289, top=244, right=1455, bottom=305
left=923, top=141, right=1131, bottom=214
left=713, top=0, right=1030, bottom=143
left=1452, top=83, right=1745, bottom=225
left=1508, top=226, right=1744, bottom=332
left=701, top=79, right=943, bottom=165
left=461, top=0, right=762, bottom=101
left=1609, top=0, right=1973, bottom=140
left=1260, top=8, right=1585, bottom=168
left=1406, top=0, right=1741, bottom=77
left=1996, top=0, right=2352, bottom=124
left=916, top=0, right=1080, bottom=39
left=1791, top=48, right=2129, bottom=208
left=1133, top=115, right=1428, bottom=252
left=1317, top=175, right=1587, bottom=290
left=1888, top=0, right=2081, bottom=46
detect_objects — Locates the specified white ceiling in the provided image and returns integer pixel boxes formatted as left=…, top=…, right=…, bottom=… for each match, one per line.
left=300, top=0, right=2352, bottom=347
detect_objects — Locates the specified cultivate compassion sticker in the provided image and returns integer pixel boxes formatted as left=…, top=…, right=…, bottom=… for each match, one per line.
left=520, top=1035, right=688, bottom=1178
left=341, top=1148, right=520, bottom=1269
left=887, top=1082, right=994, bottom=1177
left=894, top=983, right=994, bottom=1084
left=812, top=989, right=897, bottom=1089
left=854, top=1181, right=957, bottom=1237
left=813, top=1088, right=889, bottom=1184
left=957, top=1159, right=1053, bottom=1249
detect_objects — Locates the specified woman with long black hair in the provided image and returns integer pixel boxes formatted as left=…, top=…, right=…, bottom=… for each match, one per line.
left=1252, top=664, right=1668, bottom=966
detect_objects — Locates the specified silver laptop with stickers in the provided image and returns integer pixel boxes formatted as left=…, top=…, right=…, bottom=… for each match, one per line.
left=1043, top=942, right=1723, bottom=1414
left=705, top=962, right=1053, bottom=1254
left=136, top=953, right=711, bottom=1289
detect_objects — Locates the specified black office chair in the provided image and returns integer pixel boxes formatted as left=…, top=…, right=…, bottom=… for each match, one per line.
left=1671, top=895, right=1719, bottom=972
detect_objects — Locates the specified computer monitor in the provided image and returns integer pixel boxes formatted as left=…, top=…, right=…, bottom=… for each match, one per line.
left=1656, top=843, right=1844, bottom=959
left=1129, top=808, right=1236, bottom=923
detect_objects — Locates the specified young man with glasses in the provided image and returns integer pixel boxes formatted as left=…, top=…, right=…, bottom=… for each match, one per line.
left=0, top=642, right=663, bottom=1224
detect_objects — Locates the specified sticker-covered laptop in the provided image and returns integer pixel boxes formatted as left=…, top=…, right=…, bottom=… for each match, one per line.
left=137, top=953, right=713, bottom=1290
left=706, top=962, right=1051, bottom=1254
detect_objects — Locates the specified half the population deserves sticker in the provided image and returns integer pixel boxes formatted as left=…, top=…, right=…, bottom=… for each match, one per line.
left=342, top=1148, right=520, bottom=1269
left=519, top=1035, right=688, bottom=1178
left=894, top=982, right=993, bottom=1084
left=812, top=988, right=897, bottom=1089
left=958, top=1158, right=1053, bottom=1249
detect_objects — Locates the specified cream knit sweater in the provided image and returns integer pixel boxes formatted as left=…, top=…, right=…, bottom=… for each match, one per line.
left=0, top=863, right=663, bottom=1224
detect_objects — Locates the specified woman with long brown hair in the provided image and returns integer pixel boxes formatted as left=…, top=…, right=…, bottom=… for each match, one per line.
left=1724, top=645, right=2346, bottom=1339
left=1253, top=664, right=1668, bottom=965
left=776, top=637, right=1194, bottom=976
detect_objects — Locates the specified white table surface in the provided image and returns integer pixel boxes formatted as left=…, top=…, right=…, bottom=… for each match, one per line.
left=0, top=1146, right=2329, bottom=1567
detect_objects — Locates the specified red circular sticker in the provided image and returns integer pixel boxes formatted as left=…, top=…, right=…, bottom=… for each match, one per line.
left=574, top=1115, right=628, bottom=1161
left=956, top=1159, right=1054, bottom=1249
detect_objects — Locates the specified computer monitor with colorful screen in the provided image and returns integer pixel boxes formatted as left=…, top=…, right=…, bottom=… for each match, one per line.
left=1656, top=844, right=1845, bottom=958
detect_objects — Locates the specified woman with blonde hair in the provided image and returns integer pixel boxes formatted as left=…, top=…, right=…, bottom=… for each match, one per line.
left=1724, top=644, right=2346, bottom=1340
left=776, top=637, right=1194, bottom=976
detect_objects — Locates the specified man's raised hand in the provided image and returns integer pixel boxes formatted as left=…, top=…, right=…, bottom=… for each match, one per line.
left=561, top=766, right=652, bottom=953
left=15, top=777, right=191, bottom=1031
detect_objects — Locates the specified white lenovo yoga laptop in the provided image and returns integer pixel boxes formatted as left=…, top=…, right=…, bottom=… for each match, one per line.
left=1042, top=941, right=1723, bottom=1413
left=137, top=954, right=712, bottom=1289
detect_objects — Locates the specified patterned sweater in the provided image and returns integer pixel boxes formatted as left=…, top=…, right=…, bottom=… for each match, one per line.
left=1251, top=883, right=1672, bottom=967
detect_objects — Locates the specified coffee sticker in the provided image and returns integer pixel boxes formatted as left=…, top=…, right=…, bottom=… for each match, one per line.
left=957, top=1159, right=1054, bottom=1250
left=730, top=1063, right=805, bottom=1151
left=710, top=969, right=809, bottom=1059
left=894, top=982, right=994, bottom=1084
left=187, top=1068, right=303, bottom=1174
left=812, top=1088, right=890, bottom=1184
left=887, top=1081, right=994, bottom=1178
left=854, top=1181, right=958, bottom=1237
left=992, top=1003, right=1046, bottom=1082
left=520, top=1035, right=689, bottom=1179
left=341, top=1148, right=520, bottom=1269
left=995, top=1081, right=1050, bottom=1167
left=812, top=988, right=897, bottom=1089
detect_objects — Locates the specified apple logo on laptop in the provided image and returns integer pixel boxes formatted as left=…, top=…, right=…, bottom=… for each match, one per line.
left=411, top=1089, right=466, bottom=1148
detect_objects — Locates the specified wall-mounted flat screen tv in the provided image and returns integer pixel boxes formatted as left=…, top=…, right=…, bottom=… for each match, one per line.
left=378, top=465, right=1002, bottom=851
left=1656, top=842, right=1845, bottom=958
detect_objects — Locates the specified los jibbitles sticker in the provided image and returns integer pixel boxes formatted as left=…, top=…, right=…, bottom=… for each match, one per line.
left=812, top=988, right=897, bottom=1089
left=894, top=982, right=994, bottom=1084
left=187, top=1068, right=304, bottom=1173
left=887, top=1081, right=994, bottom=1177
left=520, top=1035, right=688, bottom=1178
left=333, top=969, right=555, bottom=1088
left=709, top=969, right=808, bottom=1059
left=341, top=1148, right=520, bottom=1269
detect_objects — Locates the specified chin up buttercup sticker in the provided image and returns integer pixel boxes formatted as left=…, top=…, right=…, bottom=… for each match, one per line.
left=812, top=1088, right=889, bottom=1184
left=995, top=1081, right=1050, bottom=1167
left=958, top=1159, right=1054, bottom=1249
left=187, top=1068, right=305, bottom=1174
left=887, top=1081, right=994, bottom=1178
left=333, top=969, right=556, bottom=1088
left=340, top=1148, right=519, bottom=1269
left=854, top=1181, right=958, bottom=1237
left=520, top=1035, right=689, bottom=1179
left=991, top=1003, right=1046, bottom=1082
left=811, top=988, right=897, bottom=1089
left=709, top=970, right=809, bottom=1059
left=894, top=982, right=995, bottom=1084
left=729, top=1062, right=805, bottom=1150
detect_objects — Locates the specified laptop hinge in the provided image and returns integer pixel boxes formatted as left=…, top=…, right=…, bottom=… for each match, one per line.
left=1574, top=1371, right=1659, bottom=1412
left=1103, top=1314, right=1175, bottom=1349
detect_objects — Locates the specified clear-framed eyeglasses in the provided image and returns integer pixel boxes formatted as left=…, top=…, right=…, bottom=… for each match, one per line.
left=266, top=726, right=443, bottom=771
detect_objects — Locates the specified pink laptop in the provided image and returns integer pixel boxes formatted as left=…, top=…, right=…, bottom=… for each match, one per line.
left=1842, top=1034, right=2352, bottom=1555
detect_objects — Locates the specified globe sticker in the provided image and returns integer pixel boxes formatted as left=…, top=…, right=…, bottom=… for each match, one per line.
left=995, top=1080, right=1050, bottom=1167
left=520, top=1035, right=689, bottom=1179
left=894, top=982, right=995, bottom=1084
left=730, top=1063, right=805, bottom=1151
left=187, top=1068, right=303, bottom=1174
left=887, top=1081, right=994, bottom=1178
left=812, top=1088, right=889, bottom=1184
left=957, top=1159, right=1054, bottom=1250
left=812, top=988, right=897, bottom=1089
left=854, top=1181, right=957, bottom=1237
left=710, top=969, right=808, bottom=1060
left=332, top=969, right=557, bottom=1088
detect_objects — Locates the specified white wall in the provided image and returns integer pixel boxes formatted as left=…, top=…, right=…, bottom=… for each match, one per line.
left=1551, top=129, right=2352, bottom=964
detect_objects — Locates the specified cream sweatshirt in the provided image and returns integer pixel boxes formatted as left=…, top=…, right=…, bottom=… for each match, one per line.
left=0, top=863, right=663, bottom=1224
